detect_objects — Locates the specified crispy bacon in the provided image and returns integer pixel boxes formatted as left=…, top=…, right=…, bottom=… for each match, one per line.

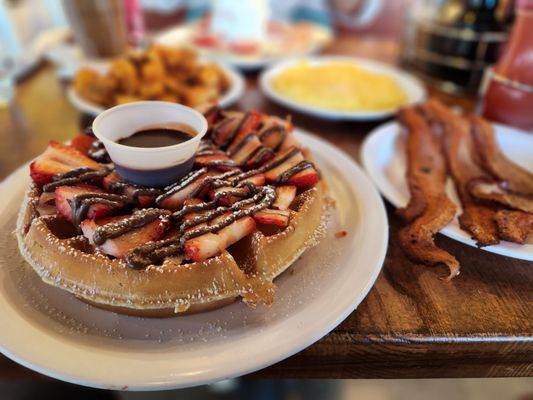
left=495, top=210, right=533, bottom=244
left=421, top=100, right=500, bottom=247
left=470, top=115, right=533, bottom=195
left=397, top=107, right=460, bottom=280
left=468, top=178, right=533, bottom=214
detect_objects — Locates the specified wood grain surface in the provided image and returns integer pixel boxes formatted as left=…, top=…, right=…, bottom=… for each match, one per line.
left=0, top=36, right=531, bottom=380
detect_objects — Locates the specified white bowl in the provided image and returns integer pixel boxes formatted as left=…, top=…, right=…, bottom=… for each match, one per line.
left=92, top=101, right=208, bottom=187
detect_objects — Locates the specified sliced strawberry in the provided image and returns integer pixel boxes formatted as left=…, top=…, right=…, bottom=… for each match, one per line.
left=185, top=216, right=256, bottom=262
left=243, top=146, right=274, bottom=168
left=70, top=134, right=96, bottom=156
left=229, top=134, right=262, bottom=164
left=253, top=209, right=290, bottom=227
left=157, top=172, right=210, bottom=210
left=273, top=186, right=296, bottom=211
left=81, top=214, right=170, bottom=258
left=259, top=125, right=287, bottom=150
left=103, top=172, right=155, bottom=207
left=262, top=147, right=305, bottom=182
left=203, top=105, right=221, bottom=125
left=279, top=132, right=303, bottom=151
left=55, top=184, right=124, bottom=222
left=229, top=172, right=265, bottom=187
left=226, top=111, right=264, bottom=150
left=286, top=165, right=319, bottom=189
left=210, top=186, right=251, bottom=206
left=30, top=141, right=101, bottom=185
left=211, top=117, right=240, bottom=147
left=194, top=153, right=238, bottom=170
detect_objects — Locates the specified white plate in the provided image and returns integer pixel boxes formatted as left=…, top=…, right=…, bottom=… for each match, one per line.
left=154, top=24, right=332, bottom=71
left=361, top=121, right=533, bottom=261
left=259, top=56, right=426, bottom=121
left=67, top=64, right=246, bottom=117
left=0, top=129, right=388, bottom=390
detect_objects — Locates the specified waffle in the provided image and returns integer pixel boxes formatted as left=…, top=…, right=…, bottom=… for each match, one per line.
left=16, top=108, right=329, bottom=317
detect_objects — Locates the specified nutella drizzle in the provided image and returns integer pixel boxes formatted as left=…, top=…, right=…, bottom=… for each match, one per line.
left=227, top=132, right=256, bottom=157
left=276, top=160, right=313, bottom=184
left=88, top=140, right=111, bottom=163
left=43, top=168, right=107, bottom=193
left=92, top=208, right=170, bottom=245
left=155, top=168, right=208, bottom=205
left=69, top=192, right=128, bottom=228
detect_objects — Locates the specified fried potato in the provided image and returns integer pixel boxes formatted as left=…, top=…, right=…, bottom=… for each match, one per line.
left=73, top=45, right=229, bottom=108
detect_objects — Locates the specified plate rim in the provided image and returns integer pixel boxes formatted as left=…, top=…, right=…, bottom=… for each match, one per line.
left=0, top=129, right=388, bottom=390
left=259, top=55, right=427, bottom=121
left=67, top=63, right=246, bottom=117
left=361, top=120, right=533, bottom=261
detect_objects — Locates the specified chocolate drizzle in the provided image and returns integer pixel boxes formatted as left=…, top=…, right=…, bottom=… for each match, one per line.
left=108, top=180, right=162, bottom=204
left=124, top=185, right=276, bottom=269
left=69, top=192, right=128, bottom=228
left=43, top=168, right=107, bottom=193
left=155, top=168, right=208, bottom=205
left=92, top=208, right=170, bottom=245
left=276, top=161, right=313, bottom=184
left=88, top=140, right=111, bottom=163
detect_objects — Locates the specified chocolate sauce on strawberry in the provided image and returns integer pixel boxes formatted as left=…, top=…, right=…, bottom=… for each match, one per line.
left=227, top=132, right=256, bottom=157
left=124, top=185, right=276, bottom=269
left=259, top=126, right=286, bottom=150
left=107, top=180, right=162, bottom=204
left=276, top=161, right=314, bottom=184
left=92, top=208, right=170, bottom=245
left=69, top=193, right=128, bottom=228
left=43, top=168, right=108, bottom=193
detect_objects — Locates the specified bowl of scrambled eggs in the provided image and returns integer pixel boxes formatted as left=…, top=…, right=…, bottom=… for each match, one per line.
left=260, top=56, right=426, bottom=120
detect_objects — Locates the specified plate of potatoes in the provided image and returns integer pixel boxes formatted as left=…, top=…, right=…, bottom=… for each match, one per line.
left=69, top=46, right=245, bottom=116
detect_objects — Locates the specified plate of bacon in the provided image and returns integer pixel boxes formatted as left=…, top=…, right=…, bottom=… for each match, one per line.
left=362, top=100, right=533, bottom=279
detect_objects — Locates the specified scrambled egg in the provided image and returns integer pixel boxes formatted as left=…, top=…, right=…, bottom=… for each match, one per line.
left=271, top=61, right=407, bottom=112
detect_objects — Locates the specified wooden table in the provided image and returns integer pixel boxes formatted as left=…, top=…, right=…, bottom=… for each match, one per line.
left=1, top=37, right=532, bottom=380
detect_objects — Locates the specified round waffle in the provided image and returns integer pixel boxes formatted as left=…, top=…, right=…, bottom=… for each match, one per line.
left=16, top=108, right=329, bottom=317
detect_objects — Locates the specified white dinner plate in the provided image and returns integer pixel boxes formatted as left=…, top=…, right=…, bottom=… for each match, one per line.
left=67, top=63, right=245, bottom=117
left=0, top=129, right=388, bottom=390
left=361, top=121, right=533, bottom=261
left=259, top=56, right=426, bottom=121
left=154, top=24, right=332, bottom=71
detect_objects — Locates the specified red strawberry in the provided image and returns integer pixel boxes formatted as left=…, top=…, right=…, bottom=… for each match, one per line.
left=185, top=216, right=256, bottom=262
left=263, top=147, right=305, bottom=182
left=253, top=209, right=290, bottom=227
left=30, top=141, right=101, bottom=185
left=210, top=186, right=251, bottom=206
left=244, top=146, right=274, bottom=168
left=157, top=172, right=210, bottom=210
left=286, top=166, right=319, bottom=189
left=273, top=186, right=296, bottom=211
left=103, top=172, right=155, bottom=207
left=259, top=125, right=287, bottom=150
left=81, top=214, right=171, bottom=258
left=55, top=184, right=125, bottom=222
left=228, top=40, right=260, bottom=55
left=192, top=33, right=220, bottom=48
left=194, top=153, right=238, bottom=170
left=229, top=173, right=265, bottom=187
left=70, top=134, right=96, bottom=156
left=203, top=105, right=221, bottom=125
left=279, top=132, right=303, bottom=151
left=229, top=134, right=262, bottom=164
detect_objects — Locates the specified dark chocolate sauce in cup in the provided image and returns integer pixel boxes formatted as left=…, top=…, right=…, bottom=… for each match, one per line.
left=118, top=128, right=194, bottom=148
left=113, top=124, right=198, bottom=187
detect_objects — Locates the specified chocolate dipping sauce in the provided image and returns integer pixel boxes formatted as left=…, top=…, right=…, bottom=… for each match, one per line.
left=114, top=123, right=198, bottom=187
left=117, top=124, right=196, bottom=148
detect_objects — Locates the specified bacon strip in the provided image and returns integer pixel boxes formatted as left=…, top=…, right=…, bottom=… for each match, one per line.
left=468, top=178, right=533, bottom=214
left=470, top=115, right=533, bottom=195
left=495, top=210, right=533, bottom=244
left=421, top=100, right=500, bottom=247
left=397, top=107, right=460, bottom=280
